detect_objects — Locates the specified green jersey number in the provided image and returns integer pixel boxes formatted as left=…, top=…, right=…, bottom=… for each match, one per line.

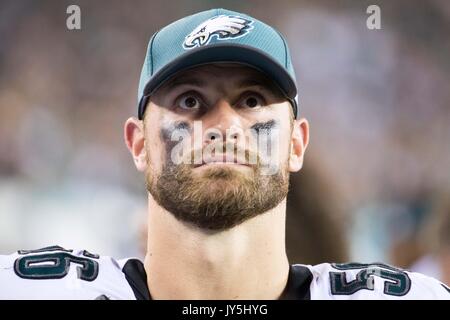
left=329, top=262, right=411, bottom=296
left=14, top=246, right=99, bottom=282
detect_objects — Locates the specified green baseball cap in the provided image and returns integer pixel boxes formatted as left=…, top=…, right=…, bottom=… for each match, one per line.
left=137, top=8, right=299, bottom=119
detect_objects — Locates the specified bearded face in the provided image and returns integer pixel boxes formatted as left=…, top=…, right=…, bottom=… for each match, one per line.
left=137, top=63, right=300, bottom=231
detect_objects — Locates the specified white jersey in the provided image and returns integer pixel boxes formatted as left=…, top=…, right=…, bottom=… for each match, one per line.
left=0, top=246, right=448, bottom=300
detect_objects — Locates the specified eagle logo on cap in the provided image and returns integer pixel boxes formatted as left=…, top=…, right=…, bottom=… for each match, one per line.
left=183, top=15, right=253, bottom=49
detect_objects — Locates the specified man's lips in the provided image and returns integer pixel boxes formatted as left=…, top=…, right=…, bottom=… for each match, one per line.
left=193, top=154, right=250, bottom=168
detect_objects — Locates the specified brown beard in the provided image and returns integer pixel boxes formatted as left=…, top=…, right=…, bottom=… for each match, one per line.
left=145, top=149, right=289, bottom=231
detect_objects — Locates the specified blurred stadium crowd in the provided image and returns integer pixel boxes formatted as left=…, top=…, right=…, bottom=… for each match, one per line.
left=0, top=0, right=448, bottom=284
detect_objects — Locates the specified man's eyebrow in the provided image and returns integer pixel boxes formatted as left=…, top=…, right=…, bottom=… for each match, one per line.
left=237, top=78, right=283, bottom=95
left=160, top=75, right=283, bottom=96
left=162, top=77, right=207, bottom=92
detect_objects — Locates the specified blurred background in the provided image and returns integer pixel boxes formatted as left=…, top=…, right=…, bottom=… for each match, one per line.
left=0, top=0, right=448, bottom=284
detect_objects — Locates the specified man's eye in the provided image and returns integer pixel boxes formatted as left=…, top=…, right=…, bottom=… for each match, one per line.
left=178, top=95, right=201, bottom=110
left=240, top=94, right=264, bottom=109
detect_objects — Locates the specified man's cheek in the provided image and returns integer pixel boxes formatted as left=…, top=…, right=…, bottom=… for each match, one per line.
left=144, top=144, right=162, bottom=174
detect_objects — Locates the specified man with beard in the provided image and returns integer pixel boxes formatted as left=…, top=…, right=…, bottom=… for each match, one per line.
left=0, top=8, right=448, bottom=300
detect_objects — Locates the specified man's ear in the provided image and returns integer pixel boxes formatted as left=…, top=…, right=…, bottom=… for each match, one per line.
left=288, top=118, right=309, bottom=172
left=124, top=117, right=148, bottom=172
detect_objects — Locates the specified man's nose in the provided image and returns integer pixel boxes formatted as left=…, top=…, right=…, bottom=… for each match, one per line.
left=202, top=99, right=245, bottom=144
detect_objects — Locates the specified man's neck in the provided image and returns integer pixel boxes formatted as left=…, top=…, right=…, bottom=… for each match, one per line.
left=144, top=196, right=290, bottom=299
